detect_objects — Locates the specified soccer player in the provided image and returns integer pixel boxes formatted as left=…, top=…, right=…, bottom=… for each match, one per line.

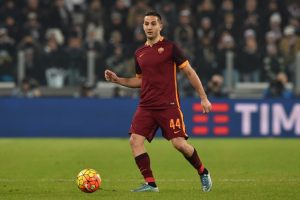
left=105, top=11, right=212, bottom=192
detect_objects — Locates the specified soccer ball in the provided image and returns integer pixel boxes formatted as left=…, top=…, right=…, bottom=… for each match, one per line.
left=76, top=168, right=102, bottom=193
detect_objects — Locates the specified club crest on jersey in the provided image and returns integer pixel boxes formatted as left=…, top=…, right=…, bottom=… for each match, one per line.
left=158, top=47, right=164, bottom=54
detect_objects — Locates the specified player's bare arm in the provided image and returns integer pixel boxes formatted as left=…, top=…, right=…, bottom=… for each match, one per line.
left=181, top=63, right=212, bottom=113
left=104, top=69, right=141, bottom=88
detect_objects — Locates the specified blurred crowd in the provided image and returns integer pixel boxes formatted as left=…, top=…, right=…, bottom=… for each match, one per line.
left=0, top=0, right=300, bottom=98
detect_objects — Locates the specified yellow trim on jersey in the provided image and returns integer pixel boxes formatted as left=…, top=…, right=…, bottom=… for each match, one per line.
left=174, top=63, right=187, bottom=135
left=145, top=36, right=164, bottom=46
left=174, top=63, right=180, bottom=106
left=178, top=60, right=189, bottom=69
left=178, top=108, right=187, bottom=134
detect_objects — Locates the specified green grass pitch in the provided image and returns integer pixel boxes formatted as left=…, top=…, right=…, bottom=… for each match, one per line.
left=0, top=138, right=299, bottom=200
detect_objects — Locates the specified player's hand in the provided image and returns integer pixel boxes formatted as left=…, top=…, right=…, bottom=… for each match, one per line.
left=201, top=98, right=212, bottom=114
left=104, top=69, right=119, bottom=83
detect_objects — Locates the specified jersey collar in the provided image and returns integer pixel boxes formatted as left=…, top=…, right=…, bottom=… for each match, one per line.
left=145, top=36, right=164, bottom=46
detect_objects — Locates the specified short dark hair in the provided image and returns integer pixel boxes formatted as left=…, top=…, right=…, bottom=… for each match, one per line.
left=145, top=11, right=162, bottom=21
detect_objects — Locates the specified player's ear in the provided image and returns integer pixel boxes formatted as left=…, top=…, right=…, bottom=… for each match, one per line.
left=159, top=22, right=163, bottom=31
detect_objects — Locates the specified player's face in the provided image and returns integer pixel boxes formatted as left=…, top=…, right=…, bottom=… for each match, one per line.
left=143, top=16, right=162, bottom=40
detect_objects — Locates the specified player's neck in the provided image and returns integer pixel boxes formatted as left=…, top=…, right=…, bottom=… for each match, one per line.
left=146, top=35, right=163, bottom=46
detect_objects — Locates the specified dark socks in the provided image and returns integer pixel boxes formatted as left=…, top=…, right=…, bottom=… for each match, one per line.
left=148, top=182, right=157, bottom=187
left=202, top=168, right=208, bottom=175
left=135, top=152, right=157, bottom=187
left=184, top=149, right=205, bottom=175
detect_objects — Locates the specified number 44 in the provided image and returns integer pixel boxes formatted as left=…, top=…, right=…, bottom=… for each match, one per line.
left=169, top=118, right=181, bottom=130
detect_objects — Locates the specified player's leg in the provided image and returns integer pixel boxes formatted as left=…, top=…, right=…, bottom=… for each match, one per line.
left=129, top=133, right=146, bottom=156
left=129, top=133, right=158, bottom=192
left=171, top=137, right=203, bottom=170
left=129, top=133, right=155, bottom=185
left=171, top=137, right=212, bottom=192
left=157, top=107, right=212, bottom=192
left=129, top=107, right=159, bottom=192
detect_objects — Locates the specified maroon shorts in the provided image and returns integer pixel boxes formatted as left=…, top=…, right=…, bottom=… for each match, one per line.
left=129, top=106, right=188, bottom=142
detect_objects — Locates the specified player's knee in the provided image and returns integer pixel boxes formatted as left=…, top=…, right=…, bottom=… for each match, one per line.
left=129, top=134, right=143, bottom=148
left=129, top=135, right=136, bottom=147
left=172, top=140, right=187, bottom=152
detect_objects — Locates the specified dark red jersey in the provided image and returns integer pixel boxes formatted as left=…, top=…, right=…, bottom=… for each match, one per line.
left=134, top=37, right=188, bottom=109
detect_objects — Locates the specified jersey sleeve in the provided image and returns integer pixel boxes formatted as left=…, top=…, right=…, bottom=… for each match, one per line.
left=134, top=54, right=142, bottom=78
left=172, top=43, right=189, bottom=69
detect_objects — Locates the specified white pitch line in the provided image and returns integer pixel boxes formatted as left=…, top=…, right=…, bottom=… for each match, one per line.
left=0, top=178, right=300, bottom=183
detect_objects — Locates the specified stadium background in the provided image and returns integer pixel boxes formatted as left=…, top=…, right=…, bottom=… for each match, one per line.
left=0, top=0, right=299, bottom=137
left=0, top=1, right=300, bottom=199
